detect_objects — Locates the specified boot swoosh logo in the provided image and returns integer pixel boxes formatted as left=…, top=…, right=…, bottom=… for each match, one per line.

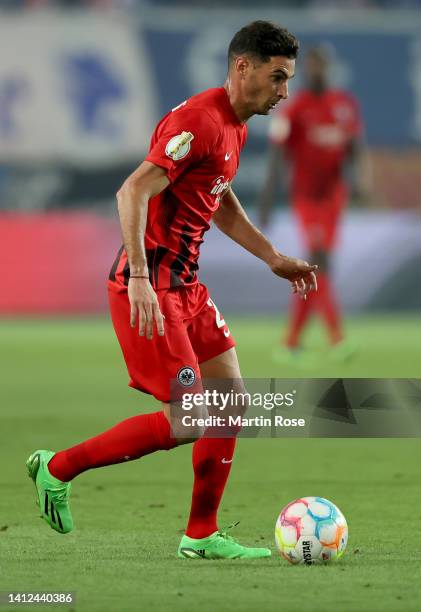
left=221, top=458, right=232, bottom=464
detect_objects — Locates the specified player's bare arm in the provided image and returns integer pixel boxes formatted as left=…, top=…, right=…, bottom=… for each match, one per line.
left=117, top=161, right=169, bottom=338
left=214, top=187, right=317, bottom=297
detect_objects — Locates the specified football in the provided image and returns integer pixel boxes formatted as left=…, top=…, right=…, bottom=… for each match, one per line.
left=275, top=497, right=348, bottom=564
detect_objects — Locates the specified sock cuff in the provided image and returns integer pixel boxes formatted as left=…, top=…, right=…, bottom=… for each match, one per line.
left=150, top=411, right=177, bottom=451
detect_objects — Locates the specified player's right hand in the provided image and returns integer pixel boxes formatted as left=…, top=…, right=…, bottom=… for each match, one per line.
left=128, top=277, right=165, bottom=339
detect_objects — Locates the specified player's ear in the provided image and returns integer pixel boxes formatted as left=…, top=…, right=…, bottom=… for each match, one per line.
left=234, top=56, right=250, bottom=79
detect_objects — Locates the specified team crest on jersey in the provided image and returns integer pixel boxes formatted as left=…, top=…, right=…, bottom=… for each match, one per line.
left=166, top=131, right=194, bottom=161
left=177, top=366, right=196, bottom=387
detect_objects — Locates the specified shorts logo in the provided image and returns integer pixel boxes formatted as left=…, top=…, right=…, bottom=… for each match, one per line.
left=166, top=131, right=194, bottom=161
left=177, top=366, right=196, bottom=387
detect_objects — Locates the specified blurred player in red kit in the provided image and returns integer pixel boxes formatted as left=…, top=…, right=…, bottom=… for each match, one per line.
left=259, top=45, right=370, bottom=360
left=27, top=22, right=317, bottom=559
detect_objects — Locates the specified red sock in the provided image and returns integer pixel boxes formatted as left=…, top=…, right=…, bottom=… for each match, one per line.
left=185, top=437, right=236, bottom=539
left=48, top=411, right=176, bottom=482
left=316, top=273, right=343, bottom=344
left=285, top=292, right=315, bottom=348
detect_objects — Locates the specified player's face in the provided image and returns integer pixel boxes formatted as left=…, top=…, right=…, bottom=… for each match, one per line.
left=242, top=56, right=295, bottom=115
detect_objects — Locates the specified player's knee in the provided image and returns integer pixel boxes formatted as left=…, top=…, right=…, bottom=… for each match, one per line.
left=175, top=434, right=201, bottom=446
left=174, top=424, right=206, bottom=445
left=170, top=401, right=209, bottom=444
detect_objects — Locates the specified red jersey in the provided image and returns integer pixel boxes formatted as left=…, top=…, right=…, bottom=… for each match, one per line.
left=109, top=87, right=247, bottom=291
left=270, top=89, right=362, bottom=201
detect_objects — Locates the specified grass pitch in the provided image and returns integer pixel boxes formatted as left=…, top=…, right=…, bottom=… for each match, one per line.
left=1, top=315, right=421, bottom=612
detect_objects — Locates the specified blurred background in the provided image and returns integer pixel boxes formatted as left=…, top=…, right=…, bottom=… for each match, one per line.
left=1, top=0, right=420, bottom=326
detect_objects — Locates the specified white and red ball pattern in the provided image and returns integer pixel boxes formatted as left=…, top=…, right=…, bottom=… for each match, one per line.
left=275, top=497, right=348, bottom=564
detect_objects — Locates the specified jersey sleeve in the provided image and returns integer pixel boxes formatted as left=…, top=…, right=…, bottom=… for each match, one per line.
left=146, top=107, right=220, bottom=183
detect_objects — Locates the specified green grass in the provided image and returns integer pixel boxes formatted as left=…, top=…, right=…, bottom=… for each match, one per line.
left=1, top=315, right=421, bottom=612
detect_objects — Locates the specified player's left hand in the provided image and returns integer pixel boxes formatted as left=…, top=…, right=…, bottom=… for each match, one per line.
left=268, top=253, right=318, bottom=299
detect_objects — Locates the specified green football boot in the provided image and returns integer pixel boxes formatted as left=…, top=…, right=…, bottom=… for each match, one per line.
left=178, top=524, right=271, bottom=560
left=26, top=450, right=73, bottom=534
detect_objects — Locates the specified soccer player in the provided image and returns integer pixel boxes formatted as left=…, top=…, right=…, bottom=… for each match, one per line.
left=259, top=45, right=370, bottom=359
left=27, top=21, right=317, bottom=560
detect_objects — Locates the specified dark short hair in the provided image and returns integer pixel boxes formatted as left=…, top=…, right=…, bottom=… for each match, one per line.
left=228, top=21, right=299, bottom=65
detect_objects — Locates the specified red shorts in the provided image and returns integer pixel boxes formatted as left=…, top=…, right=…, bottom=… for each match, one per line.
left=108, top=282, right=235, bottom=403
left=293, top=185, right=346, bottom=251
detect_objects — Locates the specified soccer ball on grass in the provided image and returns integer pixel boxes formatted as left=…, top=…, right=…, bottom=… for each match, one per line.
left=275, top=496, right=348, bottom=564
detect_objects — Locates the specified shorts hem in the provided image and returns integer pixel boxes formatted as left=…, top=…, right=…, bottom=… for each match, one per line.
left=129, top=381, right=170, bottom=404
left=197, top=341, right=236, bottom=365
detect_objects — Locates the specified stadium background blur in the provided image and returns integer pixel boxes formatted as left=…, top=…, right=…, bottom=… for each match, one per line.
left=1, top=0, right=421, bottom=316
left=1, top=3, right=421, bottom=611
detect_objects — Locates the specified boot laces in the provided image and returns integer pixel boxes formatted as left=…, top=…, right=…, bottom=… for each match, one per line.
left=46, top=484, right=69, bottom=504
left=216, top=521, right=240, bottom=545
